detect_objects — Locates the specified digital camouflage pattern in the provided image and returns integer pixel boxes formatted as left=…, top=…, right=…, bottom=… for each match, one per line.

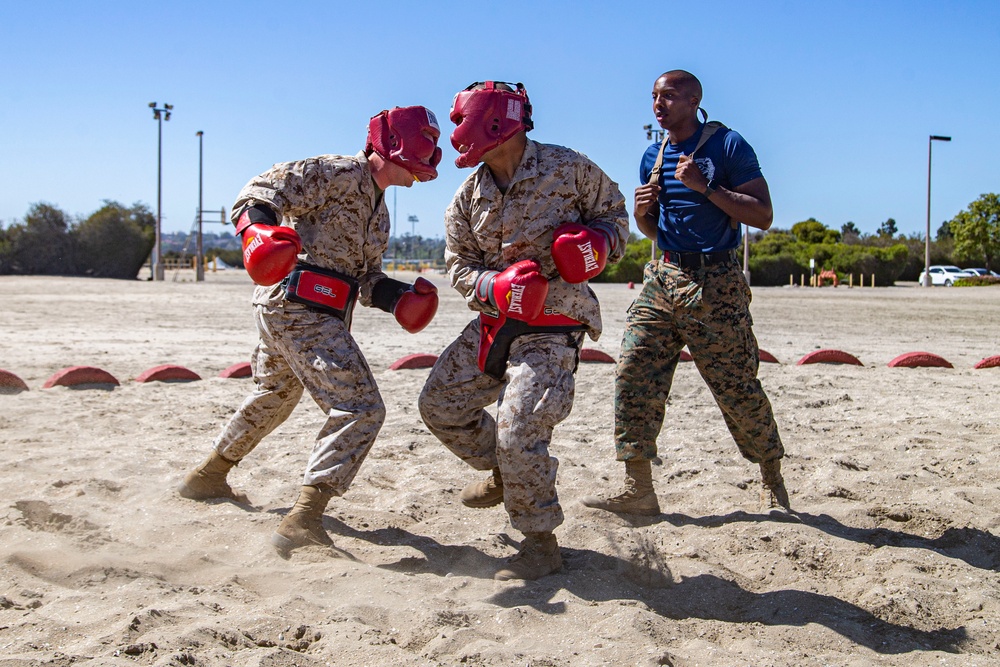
left=232, top=152, right=392, bottom=309
left=214, top=153, right=395, bottom=492
left=419, top=320, right=583, bottom=533
left=216, top=305, right=385, bottom=491
left=443, top=140, right=629, bottom=339
left=421, top=139, right=628, bottom=533
left=614, top=260, right=784, bottom=464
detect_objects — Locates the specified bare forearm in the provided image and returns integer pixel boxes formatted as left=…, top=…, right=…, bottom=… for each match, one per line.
left=706, top=186, right=773, bottom=230
left=634, top=210, right=659, bottom=240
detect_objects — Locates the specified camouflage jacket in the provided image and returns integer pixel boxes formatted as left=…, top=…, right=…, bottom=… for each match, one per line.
left=445, top=139, right=628, bottom=339
left=231, top=151, right=390, bottom=308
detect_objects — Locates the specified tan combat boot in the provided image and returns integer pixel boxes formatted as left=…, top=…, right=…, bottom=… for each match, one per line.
left=271, top=485, right=337, bottom=557
left=459, top=467, right=504, bottom=508
left=760, top=458, right=792, bottom=513
left=495, top=531, right=562, bottom=581
left=580, top=460, right=660, bottom=516
left=177, top=450, right=249, bottom=503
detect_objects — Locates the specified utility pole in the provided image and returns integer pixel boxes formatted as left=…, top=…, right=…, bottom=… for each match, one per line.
left=408, top=215, right=419, bottom=261
left=643, top=124, right=663, bottom=261
left=196, top=131, right=204, bottom=282
left=148, top=102, right=172, bottom=281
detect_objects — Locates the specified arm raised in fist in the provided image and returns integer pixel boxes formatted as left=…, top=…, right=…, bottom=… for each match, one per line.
left=474, top=259, right=549, bottom=322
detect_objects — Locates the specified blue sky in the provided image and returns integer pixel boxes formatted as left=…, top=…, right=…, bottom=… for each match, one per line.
left=3, top=1, right=998, bottom=242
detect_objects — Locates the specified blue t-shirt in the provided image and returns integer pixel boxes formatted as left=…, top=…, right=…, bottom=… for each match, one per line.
left=639, top=124, right=762, bottom=253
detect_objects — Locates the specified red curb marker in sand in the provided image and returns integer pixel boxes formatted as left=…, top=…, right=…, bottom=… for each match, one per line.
left=219, top=362, right=253, bottom=378
left=42, top=366, right=120, bottom=388
left=135, top=365, right=202, bottom=383
left=580, top=348, right=614, bottom=363
left=974, top=355, right=1000, bottom=370
left=389, top=353, right=439, bottom=370
left=887, top=352, right=953, bottom=369
left=796, top=349, right=864, bottom=366
left=0, top=369, right=30, bottom=394
left=759, top=350, right=780, bottom=364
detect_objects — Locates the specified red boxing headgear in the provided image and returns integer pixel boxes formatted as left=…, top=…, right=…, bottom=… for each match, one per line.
left=450, top=81, right=533, bottom=168
left=366, top=106, right=442, bottom=182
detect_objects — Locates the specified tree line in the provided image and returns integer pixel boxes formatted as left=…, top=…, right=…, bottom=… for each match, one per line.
left=3, top=193, right=997, bottom=284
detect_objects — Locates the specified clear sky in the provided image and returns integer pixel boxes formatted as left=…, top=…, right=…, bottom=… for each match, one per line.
left=3, top=1, right=998, bottom=242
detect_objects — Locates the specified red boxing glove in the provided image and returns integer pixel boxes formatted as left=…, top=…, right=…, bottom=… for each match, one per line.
left=551, top=222, right=611, bottom=283
left=477, top=259, right=549, bottom=322
left=392, top=276, right=438, bottom=333
left=235, top=206, right=302, bottom=286
left=241, top=224, right=302, bottom=286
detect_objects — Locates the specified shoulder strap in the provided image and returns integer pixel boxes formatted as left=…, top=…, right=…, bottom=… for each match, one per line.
left=690, top=120, right=727, bottom=158
left=647, top=134, right=669, bottom=185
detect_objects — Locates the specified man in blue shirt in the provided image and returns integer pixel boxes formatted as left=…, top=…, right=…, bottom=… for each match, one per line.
left=582, top=70, right=791, bottom=516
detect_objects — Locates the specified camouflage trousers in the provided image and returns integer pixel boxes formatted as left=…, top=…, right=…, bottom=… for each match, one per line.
left=419, top=318, right=584, bottom=533
left=615, top=260, right=783, bottom=464
left=214, top=304, right=385, bottom=492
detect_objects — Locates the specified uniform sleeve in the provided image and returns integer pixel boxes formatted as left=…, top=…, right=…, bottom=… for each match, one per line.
left=574, top=156, right=629, bottom=263
left=723, top=131, right=763, bottom=189
left=231, top=158, right=340, bottom=223
left=356, top=207, right=391, bottom=307
left=444, top=179, right=492, bottom=312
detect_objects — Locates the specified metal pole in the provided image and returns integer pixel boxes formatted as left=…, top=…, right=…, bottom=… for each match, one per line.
left=392, top=188, right=397, bottom=277
left=924, top=135, right=952, bottom=287
left=924, top=137, right=932, bottom=287
left=743, top=224, right=750, bottom=285
left=196, top=131, right=204, bottom=282
left=155, top=113, right=164, bottom=281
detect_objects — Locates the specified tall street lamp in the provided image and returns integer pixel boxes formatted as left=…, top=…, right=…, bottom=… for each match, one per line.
left=149, top=102, right=173, bottom=281
left=196, top=131, right=204, bottom=282
left=643, top=124, right=664, bottom=261
left=924, top=134, right=951, bottom=287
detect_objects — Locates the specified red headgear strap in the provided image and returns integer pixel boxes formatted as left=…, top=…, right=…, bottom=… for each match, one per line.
left=366, top=106, right=442, bottom=182
left=449, top=81, right=533, bottom=168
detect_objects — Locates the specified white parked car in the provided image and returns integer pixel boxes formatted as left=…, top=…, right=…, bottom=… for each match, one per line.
left=918, top=265, right=975, bottom=286
left=964, top=268, right=1000, bottom=278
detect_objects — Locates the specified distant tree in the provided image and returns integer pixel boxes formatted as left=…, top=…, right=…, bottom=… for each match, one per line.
left=936, top=220, right=953, bottom=240
left=950, top=193, right=1000, bottom=271
left=3, top=202, right=75, bottom=274
left=791, top=218, right=840, bottom=244
left=841, top=221, right=861, bottom=245
left=878, top=218, right=899, bottom=237
left=73, top=201, right=155, bottom=278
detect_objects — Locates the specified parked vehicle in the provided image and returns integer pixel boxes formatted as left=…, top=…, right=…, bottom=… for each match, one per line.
left=964, top=268, right=1000, bottom=277
left=917, top=265, right=975, bottom=286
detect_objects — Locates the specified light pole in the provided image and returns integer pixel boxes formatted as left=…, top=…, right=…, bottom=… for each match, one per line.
left=196, top=131, right=204, bottom=282
left=743, top=225, right=751, bottom=285
left=408, top=215, right=419, bottom=261
left=924, top=134, right=951, bottom=287
left=149, top=102, right=172, bottom=281
left=643, top=124, right=664, bottom=261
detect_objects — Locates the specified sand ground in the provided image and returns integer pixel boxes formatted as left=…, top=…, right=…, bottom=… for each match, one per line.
left=1, top=269, right=998, bottom=666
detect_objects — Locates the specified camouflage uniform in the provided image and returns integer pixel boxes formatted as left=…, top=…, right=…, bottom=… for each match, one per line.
left=614, top=259, right=784, bottom=465
left=214, top=152, right=393, bottom=491
left=418, top=140, right=629, bottom=533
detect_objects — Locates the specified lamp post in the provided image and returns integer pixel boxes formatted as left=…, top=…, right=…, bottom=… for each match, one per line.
left=408, top=215, right=419, bottom=262
left=924, top=134, right=951, bottom=287
left=643, top=124, right=664, bottom=261
left=196, top=131, right=204, bottom=282
left=149, top=102, right=172, bottom=281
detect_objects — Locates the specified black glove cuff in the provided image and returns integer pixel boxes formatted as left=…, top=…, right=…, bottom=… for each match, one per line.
left=371, top=277, right=410, bottom=313
left=234, top=204, right=278, bottom=235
